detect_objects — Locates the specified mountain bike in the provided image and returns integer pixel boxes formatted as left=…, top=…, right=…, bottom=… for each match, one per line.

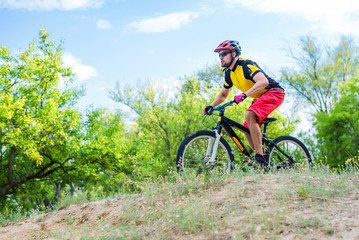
left=176, top=100, right=312, bottom=173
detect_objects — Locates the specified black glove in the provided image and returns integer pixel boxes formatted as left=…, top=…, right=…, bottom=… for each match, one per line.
left=204, top=106, right=214, bottom=115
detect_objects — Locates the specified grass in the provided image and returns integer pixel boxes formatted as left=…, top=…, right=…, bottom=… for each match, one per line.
left=1, top=165, right=359, bottom=239
left=0, top=206, right=42, bottom=226
left=0, top=185, right=114, bottom=227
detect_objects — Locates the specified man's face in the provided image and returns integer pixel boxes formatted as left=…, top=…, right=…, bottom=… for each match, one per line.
left=219, top=50, right=233, bottom=68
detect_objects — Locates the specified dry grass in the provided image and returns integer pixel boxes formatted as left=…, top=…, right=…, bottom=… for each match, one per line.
left=1, top=167, right=359, bottom=239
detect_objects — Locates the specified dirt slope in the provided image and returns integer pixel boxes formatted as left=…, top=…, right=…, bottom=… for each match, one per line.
left=1, top=172, right=359, bottom=239
left=0, top=198, right=124, bottom=239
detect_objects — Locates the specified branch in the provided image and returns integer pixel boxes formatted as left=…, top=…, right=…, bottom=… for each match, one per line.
left=37, top=167, right=61, bottom=179
left=40, top=149, right=76, bottom=173
left=13, top=161, right=56, bottom=186
left=1, top=151, right=57, bottom=198
left=151, top=107, right=172, bottom=153
left=288, top=82, right=320, bottom=112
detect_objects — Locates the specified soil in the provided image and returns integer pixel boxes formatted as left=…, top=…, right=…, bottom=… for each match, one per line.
left=1, top=174, right=359, bottom=239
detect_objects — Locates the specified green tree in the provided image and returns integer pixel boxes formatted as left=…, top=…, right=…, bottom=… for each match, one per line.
left=109, top=68, right=224, bottom=170
left=0, top=30, right=84, bottom=209
left=280, top=35, right=359, bottom=166
left=314, top=78, right=359, bottom=167
left=281, top=36, right=359, bottom=113
left=0, top=31, right=137, bottom=212
left=76, top=108, right=139, bottom=194
left=110, top=65, right=295, bottom=170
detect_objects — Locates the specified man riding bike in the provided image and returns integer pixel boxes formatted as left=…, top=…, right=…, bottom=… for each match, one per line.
left=204, top=40, right=285, bottom=166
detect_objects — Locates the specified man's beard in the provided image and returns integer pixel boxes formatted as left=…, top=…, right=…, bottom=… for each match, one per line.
left=221, top=55, right=233, bottom=68
left=221, top=61, right=231, bottom=68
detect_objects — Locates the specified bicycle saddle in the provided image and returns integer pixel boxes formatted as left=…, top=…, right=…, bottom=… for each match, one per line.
left=261, top=117, right=277, bottom=124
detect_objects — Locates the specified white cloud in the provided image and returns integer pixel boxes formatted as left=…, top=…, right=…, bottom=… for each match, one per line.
left=226, top=0, right=359, bottom=34
left=124, top=11, right=201, bottom=33
left=0, top=0, right=104, bottom=11
left=63, top=53, right=98, bottom=81
left=96, top=19, right=112, bottom=29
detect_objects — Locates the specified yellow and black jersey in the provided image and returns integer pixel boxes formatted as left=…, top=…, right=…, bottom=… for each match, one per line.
left=224, top=58, right=283, bottom=99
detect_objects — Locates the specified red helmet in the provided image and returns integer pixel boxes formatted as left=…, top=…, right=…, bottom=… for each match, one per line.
left=214, top=40, right=241, bottom=55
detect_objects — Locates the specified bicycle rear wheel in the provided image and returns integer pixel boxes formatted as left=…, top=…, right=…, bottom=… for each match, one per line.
left=176, top=130, right=234, bottom=173
left=267, top=136, right=312, bottom=169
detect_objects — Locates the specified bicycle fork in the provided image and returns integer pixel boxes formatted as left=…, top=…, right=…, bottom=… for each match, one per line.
left=205, top=130, right=221, bottom=164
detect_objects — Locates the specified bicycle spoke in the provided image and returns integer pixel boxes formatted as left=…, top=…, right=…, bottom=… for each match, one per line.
left=177, top=131, right=233, bottom=173
left=268, top=136, right=311, bottom=170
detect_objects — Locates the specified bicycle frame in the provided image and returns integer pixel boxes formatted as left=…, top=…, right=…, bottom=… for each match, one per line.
left=210, top=101, right=293, bottom=162
left=215, top=113, right=251, bottom=157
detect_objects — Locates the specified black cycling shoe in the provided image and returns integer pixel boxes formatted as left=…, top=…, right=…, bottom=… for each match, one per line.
left=254, top=154, right=269, bottom=167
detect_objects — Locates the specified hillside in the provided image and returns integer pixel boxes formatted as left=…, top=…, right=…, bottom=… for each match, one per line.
left=1, top=169, right=359, bottom=240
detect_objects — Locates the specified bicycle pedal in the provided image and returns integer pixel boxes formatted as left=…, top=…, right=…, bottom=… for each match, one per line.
left=243, top=159, right=255, bottom=167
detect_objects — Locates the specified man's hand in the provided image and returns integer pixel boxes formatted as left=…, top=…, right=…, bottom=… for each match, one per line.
left=234, top=93, right=247, bottom=104
left=203, top=106, right=214, bottom=115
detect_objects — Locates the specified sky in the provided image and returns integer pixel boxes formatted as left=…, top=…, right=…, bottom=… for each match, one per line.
left=1, top=0, right=359, bottom=111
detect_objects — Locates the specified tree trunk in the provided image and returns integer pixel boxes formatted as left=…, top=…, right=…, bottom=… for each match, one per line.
left=53, top=181, right=62, bottom=204
left=0, top=147, right=16, bottom=198
left=43, top=196, right=52, bottom=210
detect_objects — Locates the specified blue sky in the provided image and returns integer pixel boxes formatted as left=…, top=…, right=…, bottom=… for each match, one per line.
left=1, top=0, right=359, bottom=110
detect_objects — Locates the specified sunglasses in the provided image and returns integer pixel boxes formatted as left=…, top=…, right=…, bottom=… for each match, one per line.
left=218, top=51, right=231, bottom=58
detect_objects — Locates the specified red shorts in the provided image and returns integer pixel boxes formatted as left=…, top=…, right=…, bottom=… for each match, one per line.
left=244, top=89, right=285, bottom=128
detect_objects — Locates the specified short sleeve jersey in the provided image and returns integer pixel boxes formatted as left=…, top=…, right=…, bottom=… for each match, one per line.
left=224, top=58, right=283, bottom=99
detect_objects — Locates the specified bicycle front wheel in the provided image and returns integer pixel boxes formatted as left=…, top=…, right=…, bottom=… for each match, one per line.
left=267, top=136, right=312, bottom=169
left=176, top=130, right=234, bottom=173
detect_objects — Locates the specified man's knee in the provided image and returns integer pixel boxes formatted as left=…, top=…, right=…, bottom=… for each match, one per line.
left=245, top=110, right=258, bottom=124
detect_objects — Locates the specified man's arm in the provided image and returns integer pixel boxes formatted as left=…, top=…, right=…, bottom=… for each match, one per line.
left=210, top=87, right=232, bottom=107
left=244, top=72, right=269, bottom=96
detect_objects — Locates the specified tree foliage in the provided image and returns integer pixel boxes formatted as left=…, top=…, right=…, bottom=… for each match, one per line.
left=314, top=78, right=359, bottom=167
left=109, top=72, right=215, bottom=169
left=0, top=31, right=129, bottom=212
left=281, top=36, right=359, bottom=113
left=281, top=35, right=359, bottom=166
left=110, top=65, right=295, bottom=168
left=0, top=30, right=84, bottom=206
left=0, top=30, right=300, bottom=214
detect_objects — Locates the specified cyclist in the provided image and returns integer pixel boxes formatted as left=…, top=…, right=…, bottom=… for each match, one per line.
left=204, top=40, right=285, bottom=166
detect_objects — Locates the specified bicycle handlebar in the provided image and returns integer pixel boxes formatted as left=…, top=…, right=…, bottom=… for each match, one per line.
left=214, top=100, right=236, bottom=110
left=206, top=100, right=236, bottom=115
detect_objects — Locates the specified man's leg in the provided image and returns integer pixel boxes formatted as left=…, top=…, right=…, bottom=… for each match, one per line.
left=244, top=132, right=254, bottom=151
left=244, top=110, right=263, bottom=155
left=243, top=90, right=285, bottom=167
